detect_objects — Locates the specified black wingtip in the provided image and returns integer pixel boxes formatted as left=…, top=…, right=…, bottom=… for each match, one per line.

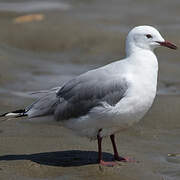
left=0, top=109, right=26, bottom=117
left=11, top=109, right=26, bottom=114
left=0, top=112, right=8, bottom=117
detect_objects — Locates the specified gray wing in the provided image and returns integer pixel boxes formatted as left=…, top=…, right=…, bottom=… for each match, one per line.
left=55, top=69, right=128, bottom=121
left=28, top=86, right=61, bottom=97
left=25, top=87, right=60, bottom=118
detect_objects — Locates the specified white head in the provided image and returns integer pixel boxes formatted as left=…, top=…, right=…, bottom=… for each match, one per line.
left=126, top=25, right=177, bottom=56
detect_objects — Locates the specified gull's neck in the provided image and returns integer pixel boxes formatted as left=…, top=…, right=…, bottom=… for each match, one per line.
left=126, top=41, right=154, bottom=57
left=124, top=45, right=159, bottom=95
left=125, top=44, right=159, bottom=77
left=127, top=47, right=156, bottom=60
left=125, top=43, right=158, bottom=67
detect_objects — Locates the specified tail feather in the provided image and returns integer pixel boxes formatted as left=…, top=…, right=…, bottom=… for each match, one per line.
left=0, top=87, right=60, bottom=119
left=0, top=109, right=27, bottom=118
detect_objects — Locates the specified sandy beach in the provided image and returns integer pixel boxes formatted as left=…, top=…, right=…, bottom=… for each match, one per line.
left=0, top=0, right=180, bottom=179
left=1, top=95, right=180, bottom=180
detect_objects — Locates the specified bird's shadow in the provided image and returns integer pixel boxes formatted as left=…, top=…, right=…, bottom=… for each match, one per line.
left=0, top=150, right=114, bottom=167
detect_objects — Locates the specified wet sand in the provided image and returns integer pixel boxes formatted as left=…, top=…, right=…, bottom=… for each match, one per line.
left=0, top=0, right=180, bottom=179
left=1, top=95, right=180, bottom=180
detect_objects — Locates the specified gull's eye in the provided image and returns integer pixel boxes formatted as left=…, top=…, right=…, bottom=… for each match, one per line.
left=146, top=34, right=153, bottom=39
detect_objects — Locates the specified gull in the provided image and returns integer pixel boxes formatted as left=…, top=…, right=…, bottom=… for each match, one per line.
left=1, top=25, right=177, bottom=166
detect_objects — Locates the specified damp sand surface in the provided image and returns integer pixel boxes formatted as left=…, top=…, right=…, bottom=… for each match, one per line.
left=0, top=0, right=180, bottom=180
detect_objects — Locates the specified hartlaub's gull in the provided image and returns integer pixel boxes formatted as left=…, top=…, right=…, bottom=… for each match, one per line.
left=1, top=25, right=177, bottom=166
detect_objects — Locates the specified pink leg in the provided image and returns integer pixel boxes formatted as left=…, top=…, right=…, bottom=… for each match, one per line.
left=110, top=134, right=134, bottom=162
left=97, top=129, right=116, bottom=167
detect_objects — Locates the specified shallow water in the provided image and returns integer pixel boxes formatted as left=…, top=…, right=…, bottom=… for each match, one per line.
left=0, top=0, right=180, bottom=180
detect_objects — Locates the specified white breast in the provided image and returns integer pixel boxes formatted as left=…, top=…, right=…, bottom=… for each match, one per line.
left=113, top=50, right=158, bottom=127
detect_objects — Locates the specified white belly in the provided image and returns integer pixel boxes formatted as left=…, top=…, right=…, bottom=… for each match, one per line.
left=63, top=88, right=156, bottom=139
